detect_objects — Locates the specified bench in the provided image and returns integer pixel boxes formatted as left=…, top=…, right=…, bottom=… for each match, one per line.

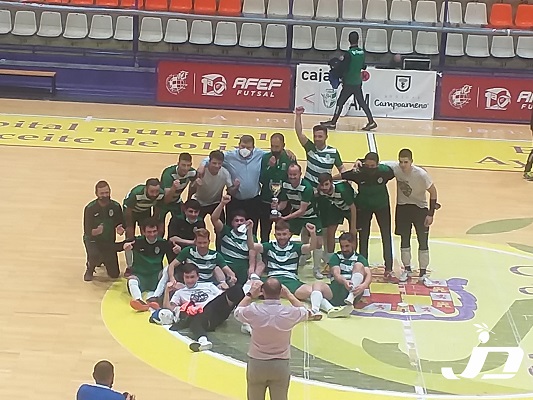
left=0, top=69, right=57, bottom=95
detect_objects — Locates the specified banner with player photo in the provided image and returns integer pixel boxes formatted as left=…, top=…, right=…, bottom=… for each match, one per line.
left=439, top=74, right=533, bottom=123
left=157, top=61, right=292, bottom=111
left=295, top=64, right=437, bottom=120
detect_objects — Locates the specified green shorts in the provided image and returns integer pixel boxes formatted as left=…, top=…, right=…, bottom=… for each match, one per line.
left=288, top=217, right=322, bottom=236
left=131, top=271, right=162, bottom=293
left=125, top=209, right=152, bottom=229
left=320, top=202, right=350, bottom=228
left=329, top=279, right=363, bottom=307
left=264, top=275, right=305, bottom=294
left=228, top=261, right=249, bottom=286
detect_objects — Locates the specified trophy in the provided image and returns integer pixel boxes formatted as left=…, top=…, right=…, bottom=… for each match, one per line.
left=270, top=181, right=282, bottom=219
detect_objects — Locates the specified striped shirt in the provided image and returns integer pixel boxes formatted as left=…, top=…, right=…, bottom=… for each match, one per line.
left=303, top=140, right=343, bottom=186
left=160, top=165, right=196, bottom=209
left=220, top=225, right=252, bottom=267
left=318, top=181, right=356, bottom=211
left=263, top=241, right=303, bottom=280
left=123, top=184, right=165, bottom=213
left=328, top=251, right=369, bottom=278
left=176, top=246, right=227, bottom=282
left=279, top=179, right=317, bottom=219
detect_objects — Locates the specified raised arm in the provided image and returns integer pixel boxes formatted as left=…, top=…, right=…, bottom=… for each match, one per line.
left=301, top=223, right=318, bottom=254
left=211, top=195, right=231, bottom=234
left=246, top=220, right=263, bottom=253
left=294, top=106, right=310, bottom=148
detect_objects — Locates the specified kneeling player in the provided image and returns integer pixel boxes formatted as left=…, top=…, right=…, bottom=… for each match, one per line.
left=326, top=232, right=371, bottom=307
left=164, top=263, right=247, bottom=352
left=246, top=220, right=351, bottom=319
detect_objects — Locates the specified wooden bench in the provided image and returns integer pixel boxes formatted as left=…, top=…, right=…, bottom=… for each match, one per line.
left=0, top=69, right=57, bottom=95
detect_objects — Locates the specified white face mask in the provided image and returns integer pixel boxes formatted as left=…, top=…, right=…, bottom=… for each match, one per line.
left=239, top=148, right=252, bottom=158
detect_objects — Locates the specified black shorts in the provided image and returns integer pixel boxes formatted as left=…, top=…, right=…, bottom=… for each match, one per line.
left=124, top=209, right=152, bottom=229
left=394, top=204, right=429, bottom=237
left=84, top=239, right=120, bottom=278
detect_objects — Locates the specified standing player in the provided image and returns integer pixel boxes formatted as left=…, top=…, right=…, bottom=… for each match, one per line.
left=83, top=181, right=124, bottom=281
left=336, top=152, right=396, bottom=279
left=247, top=220, right=352, bottom=319
left=523, top=108, right=533, bottom=181
left=160, top=153, right=196, bottom=235
left=316, top=173, right=357, bottom=265
left=123, top=178, right=165, bottom=239
left=320, top=31, right=377, bottom=131
left=275, top=164, right=324, bottom=279
left=384, top=149, right=439, bottom=283
left=124, top=217, right=180, bottom=312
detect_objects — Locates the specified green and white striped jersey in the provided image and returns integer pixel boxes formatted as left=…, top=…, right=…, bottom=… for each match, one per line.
left=220, top=225, right=254, bottom=268
left=176, top=246, right=227, bottom=282
left=328, top=251, right=369, bottom=278
left=263, top=241, right=303, bottom=280
left=123, top=184, right=165, bottom=213
left=318, top=181, right=356, bottom=211
left=279, top=179, right=318, bottom=219
left=160, top=165, right=196, bottom=210
left=303, top=140, right=343, bottom=186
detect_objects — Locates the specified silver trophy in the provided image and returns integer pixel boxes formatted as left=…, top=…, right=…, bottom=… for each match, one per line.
left=270, top=181, right=282, bottom=219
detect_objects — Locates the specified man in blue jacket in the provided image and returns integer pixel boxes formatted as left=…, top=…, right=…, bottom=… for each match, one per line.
left=77, top=360, right=135, bottom=400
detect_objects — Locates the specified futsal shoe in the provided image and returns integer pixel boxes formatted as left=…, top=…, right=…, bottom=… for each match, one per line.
left=320, top=120, right=337, bottom=130
left=419, top=274, right=436, bottom=287
left=361, top=121, right=377, bottom=131
left=384, top=270, right=399, bottom=284
left=525, top=172, right=533, bottom=181
left=308, top=311, right=323, bottom=321
left=130, top=299, right=160, bottom=312
left=189, top=337, right=213, bottom=352
left=397, top=270, right=409, bottom=283
left=327, top=306, right=353, bottom=318
left=83, top=263, right=94, bottom=282
left=313, top=267, right=324, bottom=280
left=241, top=323, right=252, bottom=335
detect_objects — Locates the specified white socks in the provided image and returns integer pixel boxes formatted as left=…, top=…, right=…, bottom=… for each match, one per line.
left=401, top=247, right=411, bottom=268
left=310, top=290, right=323, bottom=313
left=313, top=249, right=324, bottom=272
left=320, top=298, right=334, bottom=313
left=351, top=272, right=364, bottom=287
left=125, top=249, right=133, bottom=269
left=152, top=266, right=169, bottom=298
left=128, top=279, right=142, bottom=301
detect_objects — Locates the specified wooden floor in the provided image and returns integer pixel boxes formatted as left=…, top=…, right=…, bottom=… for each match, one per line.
left=0, top=99, right=532, bottom=400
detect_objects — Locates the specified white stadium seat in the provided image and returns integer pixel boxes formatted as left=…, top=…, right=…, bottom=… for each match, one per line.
left=114, top=16, right=133, bottom=41
left=314, top=26, right=337, bottom=51
left=164, top=19, right=188, bottom=44
left=465, top=34, right=489, bottom=57
left=239, top=23, right=262, bottom=48
left=292, top=25, right=313, bottom=50
left=37, top=12, right=62, bottom=38
left=214, top=21, right=238, bottom=46
left=390, top=29, right=413, bottom=54
left=415, top=31, right=439, bottom=55
left=63, top=13, right=88, bottom=39
left=491, top=36, right=515, bottom=58
left=365, top=28, right=388, bottom=53
left=445, top=33, right=464, bottom=56
left=89, top=15, right=113, bottom=40
left=342, top=0, right=363, bottom=20
left=139, top=17, right=163, bottom=43
left=264, top=24, right=287, bottom=48
left=189, top=20, right=213, bottom=45
left=12, top=11, right=37, bottom=36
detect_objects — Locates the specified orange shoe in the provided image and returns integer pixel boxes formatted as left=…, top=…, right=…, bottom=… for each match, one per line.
left=130, top=299, right=150, bottom=312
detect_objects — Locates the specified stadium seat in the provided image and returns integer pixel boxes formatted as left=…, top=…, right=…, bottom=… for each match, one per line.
left=440, top=1, right=462, bottom=24
left=169, top=0, right=192, bottom=12
left=340, top=27, right=361, bottom=51
left=194, top=0, right=216, bottom=14
left=88, top=15, right=113, bottom=40
left=316, top=0, right=338, bottom=20
left=464, top=2, right=487, bottom=25
left=489, top=3, right=513, bottom=28
left=415, top=31, right=439, bottom=55
left=267, top=0, right=289, bottom=18
left=293, top=0, right=314, bottom=19
left=96, top=0, right=120, bottom=7
left=314, top=26, right=337, bottom=51
left=365, top=0, right=388, bottom=21
left=390, top=29, right=413, bottom=54
left=342, top=0, right=363, bottom=20
left=465, top=34, right=489, bottom=57
left=218, top=0, right=242, bottom=16
left=37, top=11, right=62, bottom=37
left=292, top=25, right=313, bottom=50
left=114, top=15, right=132, bottom=40
left=139, top=17, right=163, bottom=42
left=517, top=36, right=533, bottom=59
left=365, top=28, right=388, bottom=53
left=120, top=0, right=144, bottom=8
left=12, top=11, right=37, bottom=36
left=63, top=13, right=88, bottom=39
left=70, top=0, right=95, bottom=6
left=490, top=36, right=515, bottom=58
left=0, top=10, right=12, bottom=34
left=445, top=33, right=464, bottom=56
left=145, top=0, right=168, bottom=11
left=264, top=24, right=287, bottom=48
left=189, top=20, right=213, bottom=44
left=242, top=0, right=265, bottom=15
left=214, top=21, right=237, bottom=46
left=515, top=4, right=533, bottom=29
left=414, top=0, right=437, bottom=23
left=239, top=22, right=262, bottom=47
left=389, top=0, right=412, bottom=22
left=164, top=19, right=188, bottom=43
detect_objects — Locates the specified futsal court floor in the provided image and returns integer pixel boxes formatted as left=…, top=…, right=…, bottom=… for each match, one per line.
left=1, top=98, right=533, bottom=400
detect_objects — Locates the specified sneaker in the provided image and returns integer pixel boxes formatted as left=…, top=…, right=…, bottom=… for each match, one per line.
left=241, top=323, right=252, bottom=335
left=524, top=172, right=532, bottom=180
left=83, top=266, right=94, bottom=282
left=308, top=311, right=323, bottom=321
left=527, top=174, right=533, bottom=182
left=320, top=120, right=337, bottom=130
left=146, top=296, right=160, bottom=307
left=361, top=121, right=377, bottom=131
left=344, top=292, right=355, bottom=306
left=327, top=305, right=353, bottom=318
left=420, top=274, right=435, bottom=287
left=130, top=299, right=150, bottom=312
left=313, top=269, right=324, bottom=280
left=397, top=271, right=408, bottom=283
left=189, top=338, right=213, bottom=352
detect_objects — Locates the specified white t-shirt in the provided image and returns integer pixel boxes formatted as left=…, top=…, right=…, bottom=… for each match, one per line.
left=384, top=162, right=433, bottom=208
left=170, top=282, right=222, bottom=308
left=193, top=166, right=233, bottom=206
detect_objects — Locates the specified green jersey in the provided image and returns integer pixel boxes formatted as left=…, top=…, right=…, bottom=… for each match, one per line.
left=176, top=245, right=227, bottom=282
left=259, top=151, right=293, bottom=203
left=220, top=225, right=254, bottom=268
left=279, top=178, right=318, bottom=219
left=123, top=184, right=165, bottom=213
left=262, top=241, right=303, bottom=280
left=83, top=199, right=123, bottom=243
left=303, top=140, right=343, bottom=186
left=160, top=165, right=196, bottom=211
left=329, top=251, right=369, bottom=279
left=343, top=46, right=365, bottom=86
left=131, top=235, right=174, bottom=290
left=341, top=165, right=394, bottom=211
left=318, top=181, right=356, bottom=211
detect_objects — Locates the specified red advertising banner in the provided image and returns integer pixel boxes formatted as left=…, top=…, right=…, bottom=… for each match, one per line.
left=440, top=74, right=533, bottom=122
left=157, top=61, right=292, bottom=110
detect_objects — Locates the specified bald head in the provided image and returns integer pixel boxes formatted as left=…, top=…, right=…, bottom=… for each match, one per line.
left=262, top=277, right=282, bottom=299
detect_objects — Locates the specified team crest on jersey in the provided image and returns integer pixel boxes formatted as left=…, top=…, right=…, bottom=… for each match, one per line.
left=354, top=267, right=476, bottom=321
left=94, top=212, right=99, bottom=217
left=109, top=209, right=114, bottom=217
left=377, top=177, right=383, bottom=184
left=154, top=246, right=160, bottom=254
